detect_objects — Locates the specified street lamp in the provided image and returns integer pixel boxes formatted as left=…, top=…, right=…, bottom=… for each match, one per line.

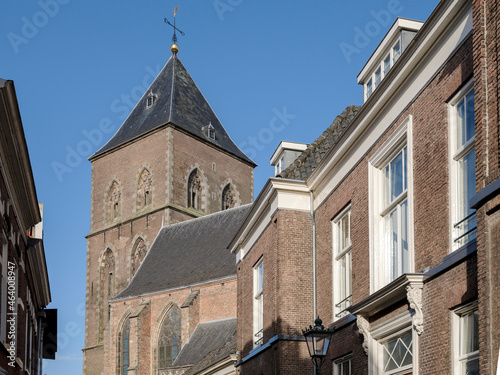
left=302, top=316, right=335, bottom=375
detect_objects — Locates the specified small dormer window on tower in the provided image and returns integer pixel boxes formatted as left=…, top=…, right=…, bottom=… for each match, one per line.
left=203, top=122, right=216, bottom=140
left=146, top=92, right=157, bottom=108
left=208, top=123, right=215, bottom=140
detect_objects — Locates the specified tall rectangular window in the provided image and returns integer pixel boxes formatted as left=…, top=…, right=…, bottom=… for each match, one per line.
left=453, top=304, right=479, bottom=375
left=333, top=207, right=352, bottom=319
left=253, top=259, right=263, bottom=347
left=384, top=147, right=408, bottom=282
left=369, top=117, right=412, bottom=291
left=450, top=85, right=476, bottom=249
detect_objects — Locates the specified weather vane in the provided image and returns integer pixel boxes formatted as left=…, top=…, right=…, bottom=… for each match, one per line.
left=164, top=6, right=185, bottom=45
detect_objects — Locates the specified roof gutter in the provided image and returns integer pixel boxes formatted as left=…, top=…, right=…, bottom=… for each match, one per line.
left=310, top=190, right=317, bottom=320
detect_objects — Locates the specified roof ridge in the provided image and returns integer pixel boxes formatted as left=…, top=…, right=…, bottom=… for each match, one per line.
left=168, top=55, right=176, bottom=123
left=157, top=203, right=253, bottom=234
left=196, top=317, right=237, bottom=326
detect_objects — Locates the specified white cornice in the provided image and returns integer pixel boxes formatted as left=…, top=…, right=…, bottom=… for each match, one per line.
left=229, top=178, right=308, bottom=263
left=270, top=141, right=307, bottom=165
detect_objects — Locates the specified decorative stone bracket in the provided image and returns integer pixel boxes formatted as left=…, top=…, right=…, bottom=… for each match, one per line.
left=356, top=314, right=370, bottom=355
left=406, top=284, right=424, bottom=335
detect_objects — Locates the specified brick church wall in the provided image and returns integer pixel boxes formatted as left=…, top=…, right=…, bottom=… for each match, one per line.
left=105, top=277, right=237, bottom=375
left=170, top=129, right=254, bottom=215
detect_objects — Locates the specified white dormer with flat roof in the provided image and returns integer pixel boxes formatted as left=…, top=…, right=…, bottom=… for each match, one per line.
left=358, top=18, right=424, bottom=103
left=271, top=141, right=307, bottom=177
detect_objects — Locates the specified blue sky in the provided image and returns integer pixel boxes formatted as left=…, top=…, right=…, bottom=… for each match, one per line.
left=1, top=1, right=438, bottom=373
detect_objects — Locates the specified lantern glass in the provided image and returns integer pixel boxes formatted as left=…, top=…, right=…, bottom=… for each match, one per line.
left=313, top=336, right=330, bottom=356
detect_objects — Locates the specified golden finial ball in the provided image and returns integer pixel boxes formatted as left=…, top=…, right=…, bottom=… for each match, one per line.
left=170, top=43, right=179, bottom=54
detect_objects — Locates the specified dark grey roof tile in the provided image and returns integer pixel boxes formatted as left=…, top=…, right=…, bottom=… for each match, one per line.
left=115, top=205, right=252, bottom=299
left=91, top=56, right=255, bottom=166
left=174, top=318, right=237, bottom=374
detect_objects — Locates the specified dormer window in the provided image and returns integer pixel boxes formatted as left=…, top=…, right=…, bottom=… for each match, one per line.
left=270, top=141, right=307, bottom=177
left=358, top=19, right=423, bottom=103
left=146, top=93, right=156, bottom=108
left=204, top=122, right=216, bottom=140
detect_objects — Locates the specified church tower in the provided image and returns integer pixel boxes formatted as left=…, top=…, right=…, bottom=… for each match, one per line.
left=83, top=42, right=255, bottom=374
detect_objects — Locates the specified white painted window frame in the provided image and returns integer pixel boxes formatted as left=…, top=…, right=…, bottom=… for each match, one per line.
left=448, top=79, right=476, bottom=251
left=334, top=353, right=352, bottom=375
left=253, top=257, right=263, bottom=348
left=275, top=156, right=285, bottom=176
left=364, top=34, right=402, bottom=103
left=369, top=310, right=417, bottom=375
left=332, top=206, right=352, bottom=320
left=392, top=37, right=402, bottom=65
left=369, top=116, right=414, bottom=292
left=452, top=302, right=479, bottom=375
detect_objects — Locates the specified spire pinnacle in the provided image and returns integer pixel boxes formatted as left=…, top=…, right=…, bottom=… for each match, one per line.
left=164, top=5, right=185, bottom=54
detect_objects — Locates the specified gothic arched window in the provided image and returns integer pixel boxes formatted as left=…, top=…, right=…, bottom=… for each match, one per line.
left=221, top=184, right=235, bottom=210
left=99, top=248, right=115, bottom=341
left=187, top=169, right=202, bottom=210
left=158, top=306, right=182, bottom=369
left=108, top=181, right=121, bottom=221
left=120, top=319, right=130, bottom=375
left=131, top=238, right=147, bottom=276
left=137, top=169, right=152, bottom=209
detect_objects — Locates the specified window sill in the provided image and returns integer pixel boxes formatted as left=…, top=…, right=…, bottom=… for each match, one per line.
left=424, top=239, right=477, bottom=281
left=330, top=314, right=356, bottom=331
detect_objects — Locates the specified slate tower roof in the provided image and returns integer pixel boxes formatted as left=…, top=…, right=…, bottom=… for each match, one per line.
left=90, top=55, right=255, bottom=166
left=114, top=204, right=252, bottom=299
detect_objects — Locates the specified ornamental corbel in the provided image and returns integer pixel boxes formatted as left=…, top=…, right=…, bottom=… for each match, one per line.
left=406, top=284, right=424, bottom=335
left=356, top=314, right=370, bottom=355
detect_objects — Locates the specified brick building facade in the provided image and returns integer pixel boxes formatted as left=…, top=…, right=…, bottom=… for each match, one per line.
left=231, top=0, right=499, bottom=374
left=83, top=50, right=255, bottom=374
left=0, top=79, right=54, bottom=374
